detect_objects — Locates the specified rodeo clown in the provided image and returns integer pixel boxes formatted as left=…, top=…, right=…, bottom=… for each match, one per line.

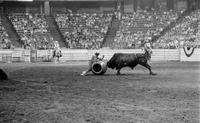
left=143, top=40, right=153, bottom=61
left=81, top=52, right=104, bottom=76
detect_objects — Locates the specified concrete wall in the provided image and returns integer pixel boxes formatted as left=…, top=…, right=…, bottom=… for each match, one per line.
left=60, top=49, right=180, bottom=61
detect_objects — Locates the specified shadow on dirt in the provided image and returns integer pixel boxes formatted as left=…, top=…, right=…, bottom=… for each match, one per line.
left=85, top=73, right=157, bottom=76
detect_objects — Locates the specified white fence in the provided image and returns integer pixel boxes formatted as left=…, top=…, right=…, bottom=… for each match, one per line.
left=60, top=49, right=180, bottom=61
left=0, top=48, right=199, bottom=63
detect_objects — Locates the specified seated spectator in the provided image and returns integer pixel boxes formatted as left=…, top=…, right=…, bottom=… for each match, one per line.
left=154, top=9, right=200, bottom=49
left=112, top=9, right=180, bottom=49
left=0, top=17, right=13, bottom=49
left=55, top=12, right=113, bottom=49
left=9, top=13, right=54, bottom=49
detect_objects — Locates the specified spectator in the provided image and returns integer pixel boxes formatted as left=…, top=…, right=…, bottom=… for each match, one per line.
left=0, top=17, right=12, bottom=49
left=9, top=13, right=54, bottom=49
left=113, top=9, right=180, bottom=49
left=56, top=12, right=113, bottom=49
left=154, top=9, right=200, bottom=49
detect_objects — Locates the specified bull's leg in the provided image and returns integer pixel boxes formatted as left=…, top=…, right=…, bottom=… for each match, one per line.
left=116, top=68, right=121, bottom=75
left=139, top=62, right=157, bottom=75
left=131, top=63, right=138, bottom=69
left=116, top=63, right=122, bottom=75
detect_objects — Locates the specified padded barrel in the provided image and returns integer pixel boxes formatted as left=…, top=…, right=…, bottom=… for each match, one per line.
left=92, top=61, right=107, bottom=75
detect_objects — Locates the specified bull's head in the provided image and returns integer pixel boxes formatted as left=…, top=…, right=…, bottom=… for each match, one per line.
left=107, top=61, right=111, bottom=68
left=107, top=60, right=115, bottom=69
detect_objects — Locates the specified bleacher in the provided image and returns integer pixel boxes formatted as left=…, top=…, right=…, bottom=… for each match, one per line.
left=55, top=12, right=113, bottom=49
left=112, top=10, right=181, bottom=49
left=9, top=13, right=54, bottom=49
left=0, top=16, right=12, bottom=49
left=154, top=9, right=200, bottom=49
left=1, top=6, right=198, bottom=50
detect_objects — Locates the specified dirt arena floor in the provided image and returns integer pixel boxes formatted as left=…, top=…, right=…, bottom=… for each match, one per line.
left=0, top=61, right=199, bottom=123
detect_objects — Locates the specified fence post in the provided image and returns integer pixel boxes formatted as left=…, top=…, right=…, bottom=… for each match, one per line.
left=23, top=50, right=31, bottom=63
left=30, top=50, right=37, bottom=63
left=6, top=53, right=12, bottom=63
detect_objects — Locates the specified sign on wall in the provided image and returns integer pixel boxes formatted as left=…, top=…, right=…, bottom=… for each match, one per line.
left=181, top=48, right=200, bottom=61
left=181, top=39, right=200, bottom=61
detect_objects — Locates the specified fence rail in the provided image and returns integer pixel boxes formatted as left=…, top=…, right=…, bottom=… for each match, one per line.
left=0, top=48, right=199, bottom=63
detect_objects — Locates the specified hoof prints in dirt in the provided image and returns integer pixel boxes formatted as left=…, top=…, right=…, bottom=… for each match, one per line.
left=0, top=86, right=16, bottom=92
left=0, top=62, right=199, bottom=123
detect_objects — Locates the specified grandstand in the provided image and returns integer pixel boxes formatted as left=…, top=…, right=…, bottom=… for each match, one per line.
left=154, top=9, right=200, bottom=49
left=55, top=12, right=113, bottom=49
left=9, top=13, right=54, bottom=49
left=112, top=9, right=181, bottom=49
left=0, top=16, right=12, bottom=49
left=0, top=0, right=199, bottom=62
left=0, top=0, right=199, bottom=49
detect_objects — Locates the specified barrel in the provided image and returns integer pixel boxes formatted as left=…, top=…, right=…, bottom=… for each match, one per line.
left=92, top=61, right=107, bottom=75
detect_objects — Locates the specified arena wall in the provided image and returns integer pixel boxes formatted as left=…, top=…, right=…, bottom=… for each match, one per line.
left=59, top=49, right=180, bottom=61
left=0, top=49, right=199, bottom=63
left=0, top=49, right=187, bottom=63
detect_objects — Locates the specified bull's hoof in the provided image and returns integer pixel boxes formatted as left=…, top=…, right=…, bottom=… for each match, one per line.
left=150, top=72, right=157, bottom=75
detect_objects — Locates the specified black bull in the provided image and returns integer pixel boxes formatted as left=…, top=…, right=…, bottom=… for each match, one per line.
left=107, top=53, right=156, bottom=75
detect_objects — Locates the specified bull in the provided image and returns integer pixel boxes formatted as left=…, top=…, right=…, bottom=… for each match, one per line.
left=107, top=45, right=156, bottom=75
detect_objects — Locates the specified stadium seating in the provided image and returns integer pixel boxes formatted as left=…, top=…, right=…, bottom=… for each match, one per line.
left=154, top=9, right=200, bottom=49
left=5, top=9, right=200, bottom=50
left=55, top=12, right=113, bottom=49
left=9, top=13, right=54, bottom=49
left=0, top=16, right=13, bottom=49
left=112, top=9, right=180, bottom=49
